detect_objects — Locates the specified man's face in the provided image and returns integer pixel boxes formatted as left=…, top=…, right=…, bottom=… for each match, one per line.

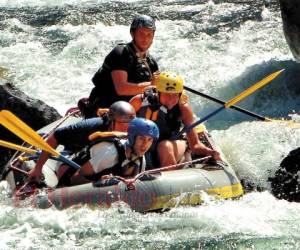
left=113, top=115, right=136, bottom=132
left=132, top=28, right=154, bottom=52
left=113, top=120, right=130, bottom=132
left=159, top=92, right=180, bottom=110
left=133, top=135, right=153, bottom=157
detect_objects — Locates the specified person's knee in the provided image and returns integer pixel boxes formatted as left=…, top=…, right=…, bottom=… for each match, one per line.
left=157, top=140, right=176, bottom=166
left=157, top=140, right=174, bottom=155
left=159, top=140, right=188, bottom=164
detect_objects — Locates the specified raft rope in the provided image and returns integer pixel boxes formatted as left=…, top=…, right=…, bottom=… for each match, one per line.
left=10, top=165, right=29, bottom=176
left=42, top=109, right=80, bottom=140
left=109, top=155, right=212, bottom=190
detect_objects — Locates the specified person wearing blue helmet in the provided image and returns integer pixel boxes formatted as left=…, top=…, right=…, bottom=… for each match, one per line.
left=67, top=117, right=159, bottom=186
left=127, top=117, right=159, bottom=150
left=27, top=101, right=136, bottom=184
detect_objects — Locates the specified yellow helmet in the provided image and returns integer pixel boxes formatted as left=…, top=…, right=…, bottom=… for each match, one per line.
left=156, top=72, right=184, bottom=94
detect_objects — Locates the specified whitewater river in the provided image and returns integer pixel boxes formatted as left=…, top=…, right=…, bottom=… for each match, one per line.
left=1, top=0, right=300, bottom=249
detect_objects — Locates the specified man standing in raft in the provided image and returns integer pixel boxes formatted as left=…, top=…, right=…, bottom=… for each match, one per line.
left=83, top=15, right=159, bottom=117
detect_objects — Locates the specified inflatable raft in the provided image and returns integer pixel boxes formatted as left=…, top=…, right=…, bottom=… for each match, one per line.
left=3, top=116, right=244, bottom=212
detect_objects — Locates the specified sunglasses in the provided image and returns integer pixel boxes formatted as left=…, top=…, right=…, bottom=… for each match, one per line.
left=115, top=115, right=136, bottom=124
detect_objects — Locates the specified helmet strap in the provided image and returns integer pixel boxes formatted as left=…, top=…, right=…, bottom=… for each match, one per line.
left=125, top=141, right=135, bottom=158
left=126, top=135, right=140, bottom=156
left=109, top=120, right=115, bottom=131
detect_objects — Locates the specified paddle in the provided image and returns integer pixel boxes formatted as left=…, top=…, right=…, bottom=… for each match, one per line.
left=0, top=139, right=38, bottom=155
left=183, top=86, right=272, bottom=121
left=0, top=110, right=80, bottom=169
left=0, top=138, right=60, bottom=187
left=0, top=139, right=62, bottom=161
left=175, top=69, right=284, bottom=138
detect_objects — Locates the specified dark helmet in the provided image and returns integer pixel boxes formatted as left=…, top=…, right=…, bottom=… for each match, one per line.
left=108, top=101, right=136, bottom=123
left=130, top=15, right=156, bottom=32
left=127, top=118, right=159, bottom=147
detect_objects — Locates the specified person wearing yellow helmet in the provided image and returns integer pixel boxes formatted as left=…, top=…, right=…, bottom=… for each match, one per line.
left=130, top=72, right=222, bottom=167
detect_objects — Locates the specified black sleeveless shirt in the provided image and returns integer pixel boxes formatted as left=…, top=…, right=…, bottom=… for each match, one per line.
left=89, top=42, right=158, bottom=110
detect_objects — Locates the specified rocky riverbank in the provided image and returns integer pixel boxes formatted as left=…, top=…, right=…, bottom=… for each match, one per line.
left=0, top=80, right=61, bottom=171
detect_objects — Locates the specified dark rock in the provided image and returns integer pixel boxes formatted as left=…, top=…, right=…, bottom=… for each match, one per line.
left=270, top=148, right=300, bottom=202
left=279, top=0, right=300, bottom=62
left=0, top=82, right=61, bottom=171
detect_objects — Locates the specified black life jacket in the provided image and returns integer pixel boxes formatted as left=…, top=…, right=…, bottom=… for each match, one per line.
left=84, top=137, right=145, bottom=181
left=89, top=42, right=158, bottom=108
left=137, top=89, right=182, bottom=141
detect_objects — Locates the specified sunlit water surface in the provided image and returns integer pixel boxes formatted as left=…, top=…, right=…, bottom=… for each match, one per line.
left=1, top=0, right=300, bottom=249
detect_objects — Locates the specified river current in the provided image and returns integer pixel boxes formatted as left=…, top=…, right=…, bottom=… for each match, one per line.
left=1, top=0, right=300, bottom=249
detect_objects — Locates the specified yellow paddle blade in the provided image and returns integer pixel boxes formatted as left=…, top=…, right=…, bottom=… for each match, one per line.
left=0, top=110, right=59, bottom=157
left=269, top=118, right=300, bottom=128
left=258, top=116, right=298, bottom=125
left=225, top=69, right=285, bottom=108
left=0, top=139, right=37, bottom=155
left=194, top=124, right=207, bottom=133
left=264, top=117, right=273, bottom=122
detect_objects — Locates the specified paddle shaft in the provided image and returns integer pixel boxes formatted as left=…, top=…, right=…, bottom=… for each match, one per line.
left=184, top=86, right=270, bottom=121
left=174, top=69, right=284, bottom=139
left=0, top=139, right=80, bottom=169
left=176, top=107, right=225, bottom=138
left=0, top=139, right=38, bottom=155
left=58, top=154, right=80, bottom=169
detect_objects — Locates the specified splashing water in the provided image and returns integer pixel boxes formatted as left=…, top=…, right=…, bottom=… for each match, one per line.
left=1, top=0, right=300, bottom=249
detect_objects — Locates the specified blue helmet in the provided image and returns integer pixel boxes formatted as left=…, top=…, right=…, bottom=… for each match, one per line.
left=127, top=118, right=159, bottom=147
